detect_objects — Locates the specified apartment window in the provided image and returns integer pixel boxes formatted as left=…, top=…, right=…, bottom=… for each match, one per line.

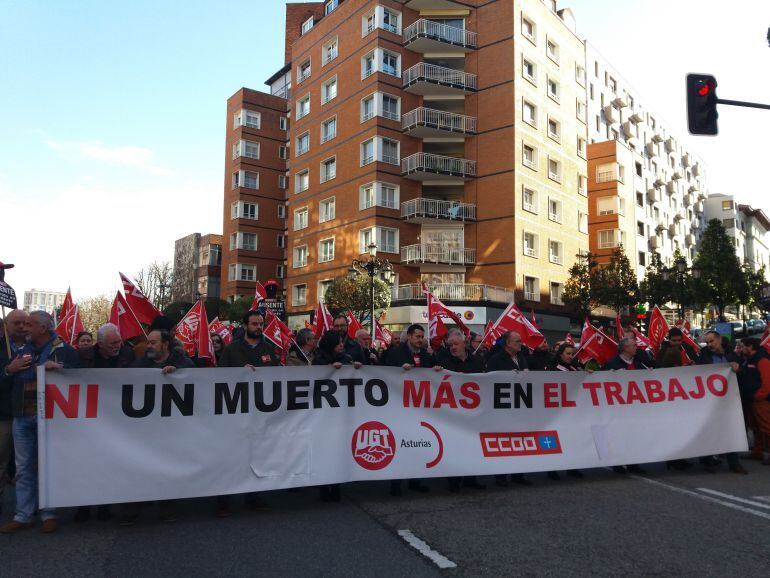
left=293, top=245, right=308, bottom=268
left=233, top=109, right=261, bottom=130
left=576, top=100, right=586, bottom=123
left=277, top=204, right=286, bottom=219
left=297, top=59, right=311, bottom=83
left=522, top=56, right=536, bottom=83
left=523, top=143, right=536, bottom=169
left=548, top=158, right=561, bottom=182
left=296, top=132, right=309, bottom=156
left=230, top=231, right=257, bottom=251
left=324, top=0, right=338, bottom=15
left=597, top=196, right=617, bottom=215
left=618, top=164, right=626, bottom=183
left=279, top=145, right=288, bottom=159
left=277, top=234, right=286, bottom=248
left=608, top=76, right=617, bottom=93
left=319, top=157, right=337, bottom=183
left=362, top=52, right=375, bottom=78
left=381, top=138, right=399, bottom=164
left=231, top=201, right=257, bottom=220
left=382, top=50, right=400, bottom=76
left=361, top=138, right=375, bottom=165
left=577, top=137, right=586, bottom=158
left=578, top=211, right=588, bottom=233
left=301, top=17, right=314, bottom=35
left=321, top=76, right=337, bottom=104
left=550, top=282, right=564, bottom=305
left=360, top=227, right=398, bottom=254
left=322, top=36, right=339, bottom=65
left=548, top=198, right=562, bottom=223
left=319, top=197, right=336, bottom=222
left=546, top=38, right=559, bottom=64
left=638, top=252, right=646, bottom=267
left=521, top=15, right=536, bottom=43
left=523, top=231, right=538, bottom=257
left=547, top=117, right=560, bottom=141
left=549, top=240, right=563, bottom=265
left=723, top=218, right=735, bottom=229
left=276, top=265, right=285, bottom=278
left=382, top=8, right=399, bottom=33
left=318, top=279, right=332, bottom=301
left=294, top=207, right=309, bottom=231
left=382, top=94, right=400, bottom=120
left=637, top=221, right=646, bottom=236
left=596, top=162, right=616, bottom=183
left=233, top=139, right=260, bottom=160
left=547, top=77, right=559, bottom=101
left=522, top=187, right=537, bottom=213
left=228, top=264, right=256, bottom=282
left=360, top=182, right=399, bottom=210
left=524, top=276, right=540, bottom=301
left=722, top=200, right=733, bottom=211
left=598, top=229, right=619, bottom=249
left=361, top=94, right=375, bottom=121
left=295, top=169, right=309, bottom=193
left=292, top=284, right=307, bottom=306
left=237, top=171, right=258, bottom=189
left=231, top=172, right=239, bottom=189
left=320, top=117, right=337, bottom=144
left=279, top=117, right=288, bottom=130
left=636, top=192, right=644, bottom=206
left=318, top=238, right=335, bottom=263
left=278, top=174, right=288, bottom=189
left=296, top=95, right=310, bottom=119
left=523, top=100, right=537, bottom=127
left=578, top=174, right=587, bottom=196
left=575, top=64, right=586, bottom=86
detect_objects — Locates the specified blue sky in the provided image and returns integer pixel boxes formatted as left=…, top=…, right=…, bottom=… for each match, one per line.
left=1, top=0, right=769, bottom=301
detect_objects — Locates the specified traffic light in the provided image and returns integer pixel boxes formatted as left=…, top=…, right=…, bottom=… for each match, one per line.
left=686, top=73, right=718, bottom=135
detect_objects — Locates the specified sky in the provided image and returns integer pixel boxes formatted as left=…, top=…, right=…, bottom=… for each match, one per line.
left=1, top=0, right=769, bottom=303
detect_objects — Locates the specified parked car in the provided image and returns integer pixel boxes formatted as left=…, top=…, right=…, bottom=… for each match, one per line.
left=746, top=319, right=766, bottom=335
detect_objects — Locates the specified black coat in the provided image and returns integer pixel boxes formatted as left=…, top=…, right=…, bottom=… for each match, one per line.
left=487, top=349, right=529, bottom=372
left=602, top=354, right=652, bottom=371
left=385, top=343, right=435, bottom=368
left=79, top=343, right=136, bottom=368
left=438, top=349, right=486, bottom=373
left=696, top=347, right=739, bottom=366
left=655, top=341, right=697, bottom=368
left=219, top=337, right=279, bottom=367
left=131, top=349, right=194, bottom=369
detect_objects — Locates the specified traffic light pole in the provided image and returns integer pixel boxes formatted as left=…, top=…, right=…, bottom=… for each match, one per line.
left=716, top=98, right=770, bottom=111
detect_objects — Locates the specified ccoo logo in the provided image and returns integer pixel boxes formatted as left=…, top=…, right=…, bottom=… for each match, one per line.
left=352, top=421, right=396, bottom=470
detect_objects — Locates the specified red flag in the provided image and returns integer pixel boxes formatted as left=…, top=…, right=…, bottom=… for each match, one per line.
left=374, top=318, right=392, bottom=346
left=55, top=305, right=85, bottom=346
left=263, top=309, right=293, bottom=364
left=313, top=301, right=333, bottom=339
left=346, top=310, right=364, bottom=339
left=630, top=326, right=652, bottom=350
left=564, top=332, right=575, bottom=346
left=481, top=299, right=545, bottom=351
left=530, top=309, right=538, bottom=327
left=59, top=287, right=73, bottom=320
left=175, top=302, right=203, bottom=358
left=647, top=306, right=669, bottom=354
left=761, top=331, right=770, bottom=354
left=423, top=283, right=469, bottom=349
left=577, top=319, right=617, bottom=365
left=120, top=272, right=162, bottom=325
left=208, top=317, right=233, bottom=346
left=195, top=301, right=216, bottom=366
left=109, top=292, right=144, bottom=341
left=250, top=281, right=268, bottom=311
left=678, top=322, right=701, bottom=356
left=615, top=313, right=624, bottom=342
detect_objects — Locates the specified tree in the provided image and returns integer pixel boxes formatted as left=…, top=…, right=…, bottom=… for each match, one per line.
left=594, top=245, right=639, bottom=315
left=77, top=294, right=113, bottom=333
left=739, top=264, right=765, bottom=312
left=692, top=218, right=745, bottom=321
left=134, top=261, right=174, bottom=311
left=162, top=301, right=193, bottom=326
left=562, top=252, right=601, bottom=317
left=323, top=274, right=391, bottom=323
left=224, top=296, right=254, bottom=324
left=639, top=252, right=671, bottom=309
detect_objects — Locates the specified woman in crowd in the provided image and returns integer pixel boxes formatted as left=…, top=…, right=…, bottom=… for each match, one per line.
left=210, top=333, right=224, bottom=364
left=550, top=342, right=584, bottom=479
left=76, top=331, right=93, bottom=349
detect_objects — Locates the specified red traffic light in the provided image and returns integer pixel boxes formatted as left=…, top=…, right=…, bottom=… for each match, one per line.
left=636, top=313, right=646, bottom=319
left=686, top=73, right=718, bottom=135
left=698, top=84, right=710, bottom=96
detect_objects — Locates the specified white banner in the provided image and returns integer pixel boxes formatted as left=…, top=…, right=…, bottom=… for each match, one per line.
left=37, top=364, right=747, bottom=508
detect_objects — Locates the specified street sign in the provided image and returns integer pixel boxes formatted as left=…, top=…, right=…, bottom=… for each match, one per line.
left=0, top=281, right=16, bottom=309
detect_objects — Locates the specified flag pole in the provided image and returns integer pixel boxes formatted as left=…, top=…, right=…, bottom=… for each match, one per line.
left=1, top=306, right=11, bottom=358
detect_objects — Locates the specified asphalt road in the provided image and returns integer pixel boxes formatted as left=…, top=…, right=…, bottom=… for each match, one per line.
left=3, top=459, right=770, bottom=576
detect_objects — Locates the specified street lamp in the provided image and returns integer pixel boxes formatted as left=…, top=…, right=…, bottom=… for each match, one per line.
left=351, top=242, right=392, bottom=336
left=158, top=282, right=170, bottom=311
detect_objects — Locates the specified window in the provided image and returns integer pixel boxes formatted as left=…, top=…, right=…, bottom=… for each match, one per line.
left=297, top=59, right=311, bottom=83
left=301, top=17, right=314, bottom=35
left=577, top=137, right=586, bottom=158
left=361, top=94, right=375, bottom=121
left=546, top=38, right=559, bottom=64
left=522, top=56, right=536, bottom=83
left=278, top=174, right=287, bottom=189
left=295, top=169, right=309, bottom=193
left=637, top=221, right=646, bottom=236
left=319, top=197, right=336, bottom=222
left=324, top=0, right=338, bottom=15
left=523, top=143, right=536, bottom=169
left=362, top=51, right=375, bottom=78
left=321, top=117, right=337, bottom=143
left=232, top=140, right=260, bottom=160
left=292, top=284, right=307, bottom=306
left=521, top=15, right=535, bottom=42
left=597, top=196, right=618, bottom=215
left=381, top=138, right=399, bottom=164
left=295, top=132, right=309, bottom=156
left=523, top=231, right=538, bottom=257
left=362, top=136, right=399, bottom=165
left=321, top=76, right=337, bottom=104
left=279, top=117, right=288, bottom=130
left=618, top=164, right=626, bottom=183
left=578, top=174, right=587, bottom=196
left=550, top=282, right=564, bottom=305
left=523, top=100, right=537, bottom=127
left=636, top=192, right=644, bottom=206
left=296, top=95, right=310, bottom=119
left=595, top=162, right=616, bottom=183
left=547, top=77, right=559, bottom=101
left=524, top=276, right=540, bottom=301
left=276, top=265, right=285, bottom=279
left=318, top=238, right=335, bottom=263
left=381, top=50, right=400, bottom=77
left=277, top=204, right=286, bottom=219
left=277, top=234, right=286, bottom=248
left=578, top=211, right=588, bottom=233
left=323, top=36, right=339, bottom=65
left=548, top=158, right=561, bottom=182
left=522, top=187, right=537, bottom=213
left=549, top=240, right=563, bottom=264
left=576, top=100, right=586, bottom=123
left=548, top=198, right=562, bottom=222
left=294, top=207, right=308, bottom=230
left=231, top=172, right=239, bottom=189
left=382, top=8, right=399, bottom=33
left=638, top=252, right=646, bottom=267
left=230, top=201, right=257, bottom=220
left=575, top=64, right=586, bottom=86
left=361, top=138, right=375, bottom=165
left=360, top=182, right=399, bottom=209
left=293, top=245, right=308, bottom=268
left=360, top=227, right=398, bottom=253
left=318, top=279, right=332, bottom=301
left=382, top=94, right=400, bottom=120
left=598, top=229, right=619, bottom=249
left=722, top=200, right=733, bottom=211
left=228, top=264, right=256, bottom=282
left=547, top=117, right=560, bottom=141
left=320, top=157, right=336, bottom=183
left=279, top=145, right=288, bottom=159
left=239, top=171, right=259, bottom=189
left=233, top=109, right=261, bottom=129
left=230, top=232, right=257, bottom=251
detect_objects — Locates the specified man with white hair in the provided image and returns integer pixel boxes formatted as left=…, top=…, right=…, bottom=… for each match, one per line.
left=78, top=323, right=136, bottom=369
left=355, top=328, right=379, bottom=364
left=0, top=311, right=79, bottom=534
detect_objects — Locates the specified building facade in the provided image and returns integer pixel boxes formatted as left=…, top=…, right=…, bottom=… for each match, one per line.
left=22, top=289, right=66, bottom=313
left=171, top=233, right=223, bottom=303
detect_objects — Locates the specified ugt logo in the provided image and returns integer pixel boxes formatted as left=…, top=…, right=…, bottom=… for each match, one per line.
left=352, top=421, right=395, bottom=470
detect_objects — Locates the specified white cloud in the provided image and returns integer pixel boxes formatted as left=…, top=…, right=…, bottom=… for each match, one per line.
left=45, top=139, right=175, bottom=176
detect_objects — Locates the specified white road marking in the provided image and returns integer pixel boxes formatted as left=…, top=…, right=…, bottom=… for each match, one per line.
left=632, top=476, right=770, bottom=521
left=696, top=488, right=770, bottom=510
left=752, top=496, right=770, bottom=504
left=398, top=529, right=458, bottom=569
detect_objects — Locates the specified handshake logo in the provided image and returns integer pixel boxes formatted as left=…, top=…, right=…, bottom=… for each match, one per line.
left=352, top=421, right=396, bottom=471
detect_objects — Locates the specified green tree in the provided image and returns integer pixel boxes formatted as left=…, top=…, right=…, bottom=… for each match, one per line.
left=224, top=296, right=254, bottom=324
left=639, top=252, right=671, bottom=309
left=563, top=251, right=601, bottom=317
left=692, top=218, right=745, bottom=321
left=162, top=301, right=194, bottom=325
left=739, top=264, right=765, bottom=312
left=323, top=274, right=391, bottom=324
left=594, top=245, right=639, bottom=314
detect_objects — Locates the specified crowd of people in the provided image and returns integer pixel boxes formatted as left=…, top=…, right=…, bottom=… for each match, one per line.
left=1, top=307, right=768, bottom=534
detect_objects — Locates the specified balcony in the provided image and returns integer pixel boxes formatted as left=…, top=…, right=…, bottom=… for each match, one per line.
left=403, top=19, right=477, bottom=53
left=672, top=168, right=683, bottom=180
left=695, top=201, right=704, bottom=212
left=645, top=141, right=658, bottom=157
left=651, top=132, right=664, bottom=143
left=401, top=197, right=476, bottom=223
left=685, top=233, right=695, bottom=245
left=666, top=181, right=677, bottom=194
left=629, top=111, right=644, bottom=123
left=654, top=176, right=666, bottom=187
left=665, top=137, right=676, bottom=153
left=648, top=188, right=661, bottom=203
left=402, top=152, right=476, bottom=182
left=668, top=223, right=677, bottom=236
left=682, top=153, right=692, bottom=167
left=392, top=283, right=514, bottom=304
left=613, top=94, right=628, bottom=108
left=621, top=121, right=636, bottom=138
left=692, top=163, right=702, bottom=176
left=401, top=244, right=476, bottom=265
left=402, top=107, right=476, bottom=138
left=603, top=105, right=619, bottom=124
left=649, top=237, right=661, bottom=249
left=684, top=193, right=694, bottom=206
left=403, top=63, right=477, bottom=95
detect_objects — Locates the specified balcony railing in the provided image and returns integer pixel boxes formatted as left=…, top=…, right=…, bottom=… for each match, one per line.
left=401, top=198, right=476, bottom=222
left=392, top=283, right=514, bottom=303
left=403, top=19, right=477, bottom=50
left=402, top=152, right=476, bottom=179
left=400, top=244, right=476, bottom=265
left=403, top=62, right=477, bottom=93
left=402, top=107, right=477, bottom=135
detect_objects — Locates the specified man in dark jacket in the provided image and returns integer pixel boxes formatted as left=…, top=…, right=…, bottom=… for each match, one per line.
left=79, top=323, right=136, bottom=369
left=487, top=331, right=529, bottom=372
left=131, top=330, right=194, bottom=372
left=331, top=315, right=367, bottom=365
left=603, top=338, right=653, bottom=370
left=656, top=327, right=697, bottom=368
left=0, top=311, right=79, bottom=535
left=385, top=324, right=437, bottom=370
left=219, top=311, right=279, bottom=368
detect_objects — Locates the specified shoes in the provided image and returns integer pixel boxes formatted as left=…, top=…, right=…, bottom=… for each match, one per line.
left=567, top=469, right=584, bottom=479
left=329, top=485, right=341, bottom=502
left=74, top=506, right=91, bottom=523
left=319, top=486, right=331, bottom=502
left=511, top=474, right=532, bottom=486
left=0, top=520, right=33, bottom=534
left=96, top=505, right=112, bottom=522
left=547, top=471, right=561, bottom=481
left=612, top=466, right=628, bottom=475
left=41, top=518, right=59, bottom=534
left=628, top=465, right=646, bottom=475
left=729, top=464, right=749, bottom=474
left=407, top=480, right=429, bottom=493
